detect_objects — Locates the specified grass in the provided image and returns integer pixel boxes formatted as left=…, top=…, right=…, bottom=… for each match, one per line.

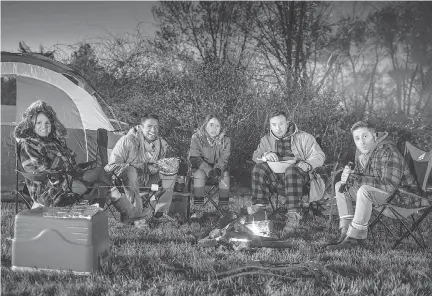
left=1, top=186, right=432, bottom=296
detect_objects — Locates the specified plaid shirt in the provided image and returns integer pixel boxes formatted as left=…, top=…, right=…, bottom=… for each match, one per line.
left=276, top=136, right=294, bottom=159
left=347, top=137, right=418, bottom=194
left=19, top=136, right=77, bottom=203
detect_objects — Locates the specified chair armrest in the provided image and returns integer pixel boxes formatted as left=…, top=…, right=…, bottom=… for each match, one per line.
left=396, top=188, right=423, bottom=200
left=17, top=169, right=66, bottom=182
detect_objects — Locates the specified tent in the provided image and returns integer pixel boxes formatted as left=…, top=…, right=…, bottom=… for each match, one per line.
left=1, top=52, right=122, bottom=198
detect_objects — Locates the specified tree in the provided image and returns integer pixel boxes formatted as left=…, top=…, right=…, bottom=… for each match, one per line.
left=18, top=41, right=55, bottom=59
left=153, top=1, right=254, bottom=68
left=245, top=2, right=333, bottom=90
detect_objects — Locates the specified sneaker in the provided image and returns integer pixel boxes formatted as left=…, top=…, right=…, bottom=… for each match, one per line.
left=282, top=212, right=301, bottom=234
left=154, top=212, right=176, bottom=222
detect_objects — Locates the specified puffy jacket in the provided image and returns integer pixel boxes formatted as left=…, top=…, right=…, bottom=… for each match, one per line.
left=105, top=126, right=173, bottom=176
left=188, top=130, right=231, bottom=170
left=252, top=122, right=325, bottom=170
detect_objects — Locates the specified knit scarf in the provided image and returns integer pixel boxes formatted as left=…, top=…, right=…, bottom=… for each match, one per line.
left=197, top=129, right=225, bottom=147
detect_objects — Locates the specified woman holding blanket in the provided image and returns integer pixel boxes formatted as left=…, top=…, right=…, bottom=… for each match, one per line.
left=189, top=114, right=231, bottom=213
left=15, top=100, right=144, bottom=223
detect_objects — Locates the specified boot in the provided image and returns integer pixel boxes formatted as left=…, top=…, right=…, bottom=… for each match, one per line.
left=326, top=228, right=347, bottom=246
left=112, top=196, right=150, bottom=223
left=327, top=218, right=351, bottom=246
left=282, top=211, right=301, bottom=234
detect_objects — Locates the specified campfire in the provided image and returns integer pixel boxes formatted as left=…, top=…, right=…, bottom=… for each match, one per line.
left=196, top=207, right=293, bottom=251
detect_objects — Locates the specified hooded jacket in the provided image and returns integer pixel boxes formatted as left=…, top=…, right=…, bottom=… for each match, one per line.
left=188, top=129, right=231, bottom=170
left=252, top=122, right=325, bottom=170
left=105, top=125, right=173, bottom=178
left=14, top=100, right=77, bottom=205
left=347, top=132, right=419, bottom=194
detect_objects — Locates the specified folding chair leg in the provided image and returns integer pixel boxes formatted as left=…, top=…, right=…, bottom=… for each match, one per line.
left=200, top=186, right=221, bottom=214
left=392, top=206, right=432, bottom=249
left=369, top=210, right=398, bottom=239
left=15, top=191, right=33, bottom=211
left=104, top=200, right=119, bottom=221
left=326, top=198, right=336, bottom=230
left=142, top=192, right=157, bottom=212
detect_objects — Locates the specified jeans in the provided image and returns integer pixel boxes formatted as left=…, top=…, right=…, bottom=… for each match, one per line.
left=335, top=181, right=390, bottom=239
left=71, top=167, right=113, bottom=207
left=117, top=165, right=176, bottom=214
left=192, top=162, right=230, bottom=206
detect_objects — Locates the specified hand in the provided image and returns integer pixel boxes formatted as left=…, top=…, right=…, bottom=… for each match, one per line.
left=148, top=164, right=159, bottom=174
left=341, top=165, right=353, bottom=183
left=263, top=152, right=279, bottom=162
left=296, top=161, right=310, bottom=172
left=208, top=168, right=222, bottom=178
left=214, top=167, right=222, bottom=177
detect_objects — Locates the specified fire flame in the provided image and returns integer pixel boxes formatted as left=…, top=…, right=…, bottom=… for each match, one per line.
left=229, top=238, right=250, bottom=243
left=247, top=221, right=262, bottom=236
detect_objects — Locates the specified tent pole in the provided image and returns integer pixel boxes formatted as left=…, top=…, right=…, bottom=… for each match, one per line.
left=15, top=141, right=19, bottom=214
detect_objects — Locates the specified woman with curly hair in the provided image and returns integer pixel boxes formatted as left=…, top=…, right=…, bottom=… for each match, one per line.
left=14, top=100, right=147, bottom=223
left=189, top=114, right=231, bottom=212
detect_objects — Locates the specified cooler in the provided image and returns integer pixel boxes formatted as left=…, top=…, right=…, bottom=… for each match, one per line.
left=12, top=205, right=111, bottom=274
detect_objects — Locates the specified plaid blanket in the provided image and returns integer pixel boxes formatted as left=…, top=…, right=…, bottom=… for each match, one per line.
left=19, top=136, right=77, bottom=205
left=251, top=162, right=309, bottom=210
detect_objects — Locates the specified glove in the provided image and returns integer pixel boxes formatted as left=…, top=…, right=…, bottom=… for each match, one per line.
left=214, top=168, right=222, bottom=177
left=208, top=168, right=222, bottom=178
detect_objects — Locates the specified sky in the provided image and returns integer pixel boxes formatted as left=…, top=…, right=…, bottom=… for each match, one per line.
left=1, top=1, right=159, bottom=56
left=1, top=1, right=374, bottom=58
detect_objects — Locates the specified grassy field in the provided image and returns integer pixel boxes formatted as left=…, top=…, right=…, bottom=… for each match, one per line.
left=1, top=188, right=432, bottom=296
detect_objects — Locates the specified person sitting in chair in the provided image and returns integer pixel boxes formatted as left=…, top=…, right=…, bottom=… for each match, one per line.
left=15, top=100, right=145, bottom=223
left=105, top=114, right=177, bottom=224
left=251, top=110, right=325, bottom=232
left=327, top=121, right=419, bottom=250
left=189, top=114, right=231, bottom=213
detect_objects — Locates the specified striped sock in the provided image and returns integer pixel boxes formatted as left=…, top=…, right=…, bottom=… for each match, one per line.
left=194, top=196, right=204, bottom=206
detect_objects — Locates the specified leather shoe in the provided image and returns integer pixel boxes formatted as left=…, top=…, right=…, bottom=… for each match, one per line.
left=326, top=231, right=347, bottom=246
left=326, top=236, right=365, bottom=250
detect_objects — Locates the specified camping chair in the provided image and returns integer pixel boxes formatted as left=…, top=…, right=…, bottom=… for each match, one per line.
left=189, top=168, right=225, bottom=216
left=368, top=142, right=432, bottom=249
left=139, top=162, right=189, bottom=218
left=14, top=129, right=107, bottom=214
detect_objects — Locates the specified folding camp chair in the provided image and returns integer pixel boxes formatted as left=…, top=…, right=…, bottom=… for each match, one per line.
left=369, top=142, right=432, bottom=249
left=189, top=169, right=226, bottom=216
left=14, top=129, right=107, bottom=214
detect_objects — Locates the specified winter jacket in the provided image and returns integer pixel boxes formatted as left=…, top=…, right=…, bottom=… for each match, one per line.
left=14, top=100, right=80, bottom=206
left=252, top=122, right=325, bottom=170
left=347, top=132, right=419, bottom=194
left=105, top=126, right=173, bottom=178
left=188, top=130, right=231, bottom=171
